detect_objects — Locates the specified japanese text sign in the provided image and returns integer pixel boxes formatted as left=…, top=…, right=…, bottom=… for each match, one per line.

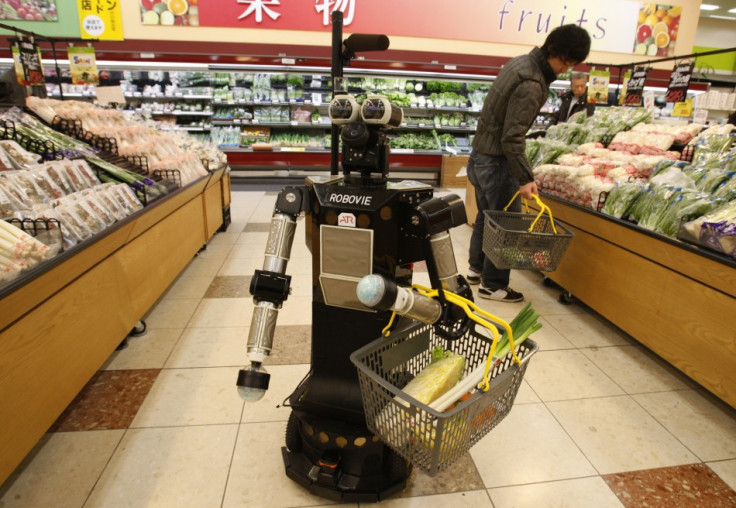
left=137, top=0, right=691, bottom=56
left=78, top=0, right=123, bottom=41
left=665, top=59, right=694, bottom=104
left=12, top=40, right=44, bottom=87
left=623, top=66, right=650, bottom=107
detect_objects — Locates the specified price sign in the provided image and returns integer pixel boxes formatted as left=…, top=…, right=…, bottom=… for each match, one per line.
left=623, top=66, right=650, bottom=107
left=12, top=40, right=44, bottom=86
left=665, top=60, right=694, bottom=104
left=672, top=99, right=693, bottom=117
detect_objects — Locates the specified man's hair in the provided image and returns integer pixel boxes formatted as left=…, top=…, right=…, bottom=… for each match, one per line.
left=542, top=25, right=592, bottom=64
left=571, top=72, right=588, bottom=82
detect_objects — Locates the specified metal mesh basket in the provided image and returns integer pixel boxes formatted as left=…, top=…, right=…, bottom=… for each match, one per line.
left=482, top=210, right=574, bottom=271
left=350, top=320, right=537, bottom=477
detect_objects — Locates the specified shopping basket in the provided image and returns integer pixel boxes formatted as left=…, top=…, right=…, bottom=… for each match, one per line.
left=483, top=192, right=573, bottom=271
left=350, top=319, right=537, bottom=476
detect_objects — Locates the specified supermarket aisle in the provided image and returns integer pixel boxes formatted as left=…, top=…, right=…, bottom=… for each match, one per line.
left=1, top=185, right=736, bottom=508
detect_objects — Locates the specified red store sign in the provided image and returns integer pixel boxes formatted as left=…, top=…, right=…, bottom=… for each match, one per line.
left=140, top=0, right=690, bottom=56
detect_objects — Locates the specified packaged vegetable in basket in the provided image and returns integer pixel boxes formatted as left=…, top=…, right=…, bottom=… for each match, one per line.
left=400, top=347, right=465, bottom=406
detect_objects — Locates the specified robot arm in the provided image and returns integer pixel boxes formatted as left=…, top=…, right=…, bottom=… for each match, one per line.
left=357, top=193, right=475, bottom=334
left=236, top=187, right=308, bottom=402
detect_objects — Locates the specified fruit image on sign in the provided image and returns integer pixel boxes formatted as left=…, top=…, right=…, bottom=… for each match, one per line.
left=633, top=3, right=680, bottom=57
left=140, top=0, right=199, bottom=26
left=0, top=0, right=58, bottom=21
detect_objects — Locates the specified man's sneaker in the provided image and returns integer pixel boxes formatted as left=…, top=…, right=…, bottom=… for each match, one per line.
left=466, top=270, right=481, bottom=285
left=478, top=286, right=524, bottom=302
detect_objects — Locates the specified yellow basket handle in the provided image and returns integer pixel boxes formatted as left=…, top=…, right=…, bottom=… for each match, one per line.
left=504, top=191, right=558, bottom=235
left=382, top=284, right=522, bottom=393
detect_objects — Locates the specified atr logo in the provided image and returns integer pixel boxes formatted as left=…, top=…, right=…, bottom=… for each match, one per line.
left=327, top=193, right=373, bottom=206
left=337, top=213, right=356, bottom=227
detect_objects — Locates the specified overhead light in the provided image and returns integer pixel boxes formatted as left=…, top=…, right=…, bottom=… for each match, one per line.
left=710, top=14, right=736, bottom=19
left=728, top=7, right=736, bottom=13
left=700, top=4, right=720, bottom=10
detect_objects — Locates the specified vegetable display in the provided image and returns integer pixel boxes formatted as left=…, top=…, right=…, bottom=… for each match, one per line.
left=0, top=219, right=53, bottom=285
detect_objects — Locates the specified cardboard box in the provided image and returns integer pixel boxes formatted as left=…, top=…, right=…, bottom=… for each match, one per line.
left=440, top=155, right=469, bottom=188
left=465, top=177, right=477, bottom=227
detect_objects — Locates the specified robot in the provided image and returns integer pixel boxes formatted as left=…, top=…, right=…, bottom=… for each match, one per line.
left=235, top=12, right=473, bottom=502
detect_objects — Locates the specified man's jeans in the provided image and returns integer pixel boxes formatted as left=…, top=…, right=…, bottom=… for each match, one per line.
left=467, top=150, right=521, bottom=290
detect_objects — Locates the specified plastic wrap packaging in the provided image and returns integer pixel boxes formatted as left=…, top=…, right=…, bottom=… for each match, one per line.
left=650, top=166, right=697, bottom=190
left=399, top=352, right=465, bottom=406
left=7, top=171, right=49, bottom=204
left=0, top=140, right=42, bottom=169
left=30, top=168, right=65, bottom=200
left=655, top=190, right=724, bottom=237
left=697, top=170, right=733, bottom=194
left=601, top=182, right=647, bottom=219
left=44, top=164, right=77, bottom=195
left=679, top=201, right=736, bottom=258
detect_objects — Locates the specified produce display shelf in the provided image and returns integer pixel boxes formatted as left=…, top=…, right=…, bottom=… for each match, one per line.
left=0, top=165, right=230, bottom=484
left=533, top=194, right=736, bottom=408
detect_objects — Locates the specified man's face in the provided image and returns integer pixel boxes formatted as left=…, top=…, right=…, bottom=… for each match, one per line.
left=571, top=78, right=587, bottom=98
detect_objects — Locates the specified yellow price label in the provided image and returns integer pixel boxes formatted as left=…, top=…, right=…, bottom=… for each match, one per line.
left=77, top=0, right=123, bottom=41
left=672, top=99, right=693, bottom=118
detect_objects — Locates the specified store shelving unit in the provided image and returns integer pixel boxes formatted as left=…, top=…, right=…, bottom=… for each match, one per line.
left=533, top=195, right=735, bottom=409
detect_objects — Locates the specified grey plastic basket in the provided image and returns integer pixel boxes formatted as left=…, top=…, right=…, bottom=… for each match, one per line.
left=482, top=210, right=574, bottom=271
left=350, top=320, right=537, bottom=477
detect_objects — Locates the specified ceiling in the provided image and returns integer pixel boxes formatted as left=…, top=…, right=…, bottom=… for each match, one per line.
left=699, top=0, right=736, bottom=20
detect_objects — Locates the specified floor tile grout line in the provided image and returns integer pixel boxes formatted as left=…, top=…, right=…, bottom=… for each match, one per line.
left=80, top=427, right=129, bottom=508
left=220, top=403, right=248, bottom=508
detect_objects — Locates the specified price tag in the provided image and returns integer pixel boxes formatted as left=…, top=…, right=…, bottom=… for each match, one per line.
left=290, top=121, right=298, bottom=126
left=281, top=147, right=306, bottom=152
left=238, top=99, right=246, bottom=104
left=175, top=92, right=183, bottom=97
left=392, top=148, right=415, bottom=154
left=252, top=119, right=259, bottom=124
left=418, top=123, right=426, bottom=127
left=672, top=99, right=693, bottom=117
left=305, top=100, right=312, bottom=104
left=234, top=119, right=241, bottom=124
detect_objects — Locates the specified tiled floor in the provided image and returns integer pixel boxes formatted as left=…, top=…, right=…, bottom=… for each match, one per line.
left=2, top=184, right=736, bottom=507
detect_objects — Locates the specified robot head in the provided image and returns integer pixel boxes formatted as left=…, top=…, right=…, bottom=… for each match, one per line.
left=328, top=94, right=403, bottom=186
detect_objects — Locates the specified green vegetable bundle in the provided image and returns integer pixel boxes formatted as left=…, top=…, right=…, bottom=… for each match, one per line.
left=601, top=182, right=647, bottom=219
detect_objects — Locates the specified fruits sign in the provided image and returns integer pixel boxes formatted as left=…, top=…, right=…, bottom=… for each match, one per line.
left=633, top=3, right=681, bottom=57
left=0, top=0, right=58, bottom=21
left=140, top=0, right=199, bottom=26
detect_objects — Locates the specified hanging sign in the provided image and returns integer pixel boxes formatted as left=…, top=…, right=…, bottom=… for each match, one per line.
left=11, top=40, right=45, bottom=86
left=665, top=59, right=694, bottom=104
left=587, top=69, right=610, bottom=104
left=68, top=46, right=99, bottom=85
left=623, top=66, right=650, bottom=107
left=77, top=0, right=124, bottom=41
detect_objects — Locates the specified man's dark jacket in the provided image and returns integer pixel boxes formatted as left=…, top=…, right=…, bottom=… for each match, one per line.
left=471, top=47, right=556, bottom=185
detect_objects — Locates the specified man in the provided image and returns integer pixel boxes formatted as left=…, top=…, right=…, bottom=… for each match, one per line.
left=467, top=24, right=591, bottom=302
left=550, top=71, right=595, bottom=124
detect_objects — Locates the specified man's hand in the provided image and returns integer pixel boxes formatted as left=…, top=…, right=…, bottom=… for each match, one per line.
left=519, top=181, right=538, bottom=200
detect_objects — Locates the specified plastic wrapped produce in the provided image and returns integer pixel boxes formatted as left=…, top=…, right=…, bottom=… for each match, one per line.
left=696, top=170, right=733, bottom=194
left=655, top=190, right=725, bottom=237
left=679, top=201, right=736, bottom=257
left=601, top=182, right=647, bottom=219
left=399, top=349, right=465, bottom=406
left=650, top=166, right=697, bottom=190
left=636, top=186, right=680, bottom=230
